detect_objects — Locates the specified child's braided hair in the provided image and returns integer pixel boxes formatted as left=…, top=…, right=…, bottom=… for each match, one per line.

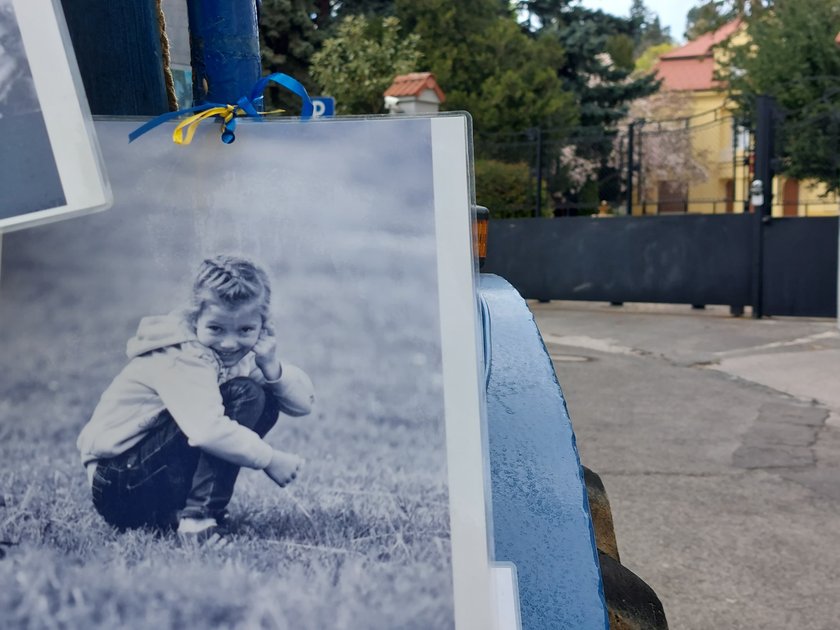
left=187, top=255, right=272, bottom=325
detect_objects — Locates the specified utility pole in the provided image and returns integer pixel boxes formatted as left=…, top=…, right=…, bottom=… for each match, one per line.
left=636, top=120, right=645, bottom=211
left=750, top=95, right=776, bottom=319
left=835, top=30, right=840, bottom=329
left=626, top=122, right=635, bottom=217
left=732, top=117, right=739, bottom=212
left=534, top=127, right=543, bottom=218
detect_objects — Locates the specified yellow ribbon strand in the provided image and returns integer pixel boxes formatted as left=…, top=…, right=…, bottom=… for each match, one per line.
left=171, top=106, right=287, bottom=145
left=173, top=106, right=234, bottom=145
left=128, top=72, right=310, bottom=145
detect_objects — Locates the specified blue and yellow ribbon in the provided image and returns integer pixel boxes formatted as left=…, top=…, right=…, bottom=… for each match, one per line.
left=129, top=73, right=313, bottom=145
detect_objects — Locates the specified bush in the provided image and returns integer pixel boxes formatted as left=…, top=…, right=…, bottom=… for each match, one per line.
left=474, top=159, right=552, bottom=219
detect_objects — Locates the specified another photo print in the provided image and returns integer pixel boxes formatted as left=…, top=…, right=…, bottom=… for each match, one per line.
left=0, top=0, right=65, bottom=218
left=0, top=116, right=490, bottom=629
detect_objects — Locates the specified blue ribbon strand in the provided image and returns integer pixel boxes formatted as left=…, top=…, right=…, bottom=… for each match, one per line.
left=128, top=73, right=313, bottom=144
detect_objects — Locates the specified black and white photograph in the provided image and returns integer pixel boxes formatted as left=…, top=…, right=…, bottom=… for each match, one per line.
left=0, top=0, right=66, bottom=218
left=0, top=0, right=109, bottom=232
left=0, top=116, right=494, bottom=629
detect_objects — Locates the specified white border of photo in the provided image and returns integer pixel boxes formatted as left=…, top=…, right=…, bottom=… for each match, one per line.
left=2, top=0, right=111, bottom=233
left=86, top=113, right=502, bottom=628
left=430, top=115, right=499, bottom=630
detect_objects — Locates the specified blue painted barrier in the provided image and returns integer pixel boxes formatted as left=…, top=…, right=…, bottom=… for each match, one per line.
left=186, top=0, right=262, bottom=105
left=481, top=274, right=609, bottom=629
left=58, top=0, right=169, bottom=115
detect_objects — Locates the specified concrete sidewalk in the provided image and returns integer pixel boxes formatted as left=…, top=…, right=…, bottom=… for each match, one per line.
left=531, top=301, right=840, bottom=630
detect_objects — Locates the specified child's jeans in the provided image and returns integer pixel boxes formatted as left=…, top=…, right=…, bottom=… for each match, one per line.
left=90, top=377, right=279, bottom=530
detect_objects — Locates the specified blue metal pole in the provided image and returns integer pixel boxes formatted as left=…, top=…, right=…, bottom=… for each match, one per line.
left=186, top=0, right=261, bottom=105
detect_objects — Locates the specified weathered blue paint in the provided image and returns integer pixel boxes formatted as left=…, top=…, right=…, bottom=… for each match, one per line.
left=59, top=0, right=169, bottom=115
left=480, top=274, right=609, bottom=629
left=186, top=1, right=261, bottom=105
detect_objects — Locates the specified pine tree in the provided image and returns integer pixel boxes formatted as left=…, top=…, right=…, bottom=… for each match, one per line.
left=258, top=0, right=324, bottom=107
left=394, top=0, right=578, bottom=134
left=724, top=0, right=840, bottom=192
left=630, top=0, right=672, bottom=55
left=524, top=4, right=660, bottom=130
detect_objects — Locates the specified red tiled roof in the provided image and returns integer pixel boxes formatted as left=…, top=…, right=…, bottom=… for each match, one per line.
left=654, top=19, right=742, bottom=91
left=655, top=57, right=719, bottom=91
left=384, top=72, right=446, bottom=103
left=661, top=19, right=742, bottom=60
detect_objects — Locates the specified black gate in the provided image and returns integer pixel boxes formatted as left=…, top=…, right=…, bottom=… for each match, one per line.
left=762, top=217, right=838, bottom=317
left=483, top=214, right=838, bottom=318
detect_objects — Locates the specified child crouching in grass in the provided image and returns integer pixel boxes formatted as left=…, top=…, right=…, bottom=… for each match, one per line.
left=77, top=255, right=314, bottom=542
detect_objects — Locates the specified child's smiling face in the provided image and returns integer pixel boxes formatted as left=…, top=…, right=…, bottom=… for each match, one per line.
left=195, top=301, right=263, bottom=367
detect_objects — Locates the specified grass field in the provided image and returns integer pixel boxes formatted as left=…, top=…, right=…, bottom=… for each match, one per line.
left=0, top=120, right=455, bottom=629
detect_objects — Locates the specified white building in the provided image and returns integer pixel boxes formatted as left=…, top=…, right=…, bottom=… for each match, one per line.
left=383, top=72, right=445, bottom=115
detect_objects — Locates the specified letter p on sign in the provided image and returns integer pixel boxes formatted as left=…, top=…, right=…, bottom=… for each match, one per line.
left=311, top=96, right=335, bottom=118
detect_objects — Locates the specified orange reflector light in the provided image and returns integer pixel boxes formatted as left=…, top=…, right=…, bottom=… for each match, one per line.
left=474, top=205, right=489, bottom=268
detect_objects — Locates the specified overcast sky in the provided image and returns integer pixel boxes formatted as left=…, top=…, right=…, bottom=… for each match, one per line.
left=579, top=0, right=696, bottom=43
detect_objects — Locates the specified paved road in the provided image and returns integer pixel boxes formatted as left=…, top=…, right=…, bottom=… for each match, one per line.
left=531, top=301, right=840, bottom=630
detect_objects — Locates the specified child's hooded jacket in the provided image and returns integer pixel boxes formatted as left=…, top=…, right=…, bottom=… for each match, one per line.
left=77, top=312, right=314, bottom=472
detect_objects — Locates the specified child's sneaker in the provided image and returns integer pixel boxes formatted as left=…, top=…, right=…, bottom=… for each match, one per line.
left=177, top=516, right=227, bottom=548
left=211, top=509, right=232, bottom=532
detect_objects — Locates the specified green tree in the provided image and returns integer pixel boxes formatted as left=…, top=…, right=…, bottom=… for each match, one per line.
left=394, top=0, right=509, bottom=99
left=474, top=159, right=551, bottom=218
left=395, top=0, right=578, bottom=134
left=520, top=3, right=660, bottom=130
left=630, top=0, right=672, bottom=55
left=606, top=33, right=636, bottom=72
left=259, top=0, right=322, bottom=89
left=635, top=42, right=676, bottom=73
left=310, top=15, right=421, bottom=114
left=445, top=21, right=577, bottom=134
left=516, top=0, right=574, bottom=30
left=332, top=0, right=396, bottom=19
left=685, top=1, right=734, bottom=40
left=336, top=0, right=511, bottom=21
left=723, top=0, right=840, bottom=192
left=683, top=1, right=770, bottom=40
left=514, top=1, right=661, bottom=209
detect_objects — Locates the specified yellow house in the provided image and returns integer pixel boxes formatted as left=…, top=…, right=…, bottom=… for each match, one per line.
left=643, top=20, right=837, bottom=217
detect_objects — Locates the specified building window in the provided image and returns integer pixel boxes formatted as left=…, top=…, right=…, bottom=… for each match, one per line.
left=734, top=125, right=751, bottom=153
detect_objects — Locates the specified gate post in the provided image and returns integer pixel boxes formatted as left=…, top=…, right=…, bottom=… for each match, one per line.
left=751, top=95, right=776, bottom=318
left=59, top=0, right=170, bottom=115
left=626, top=122, right=635, bottom=217
left=529, top=127, right=544, bottom=218
left=186, top=0, right=261, bottom=105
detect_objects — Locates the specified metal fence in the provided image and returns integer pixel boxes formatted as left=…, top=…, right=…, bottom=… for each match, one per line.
left=474, top=110, right=839, bottom=219
left=479, top=97, right=839, bottom=318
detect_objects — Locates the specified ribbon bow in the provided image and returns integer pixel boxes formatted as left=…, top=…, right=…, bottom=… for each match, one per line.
left=129, top=73, right=313, bottom=145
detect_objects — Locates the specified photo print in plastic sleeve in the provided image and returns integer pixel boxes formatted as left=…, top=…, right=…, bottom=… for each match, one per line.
left=0, top=115, right=498, bottom=630
left=0, top=0, right=110, bottom=232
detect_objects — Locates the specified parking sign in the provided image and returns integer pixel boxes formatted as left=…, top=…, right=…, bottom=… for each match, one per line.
left=311, top=96, right=335, bottom=118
